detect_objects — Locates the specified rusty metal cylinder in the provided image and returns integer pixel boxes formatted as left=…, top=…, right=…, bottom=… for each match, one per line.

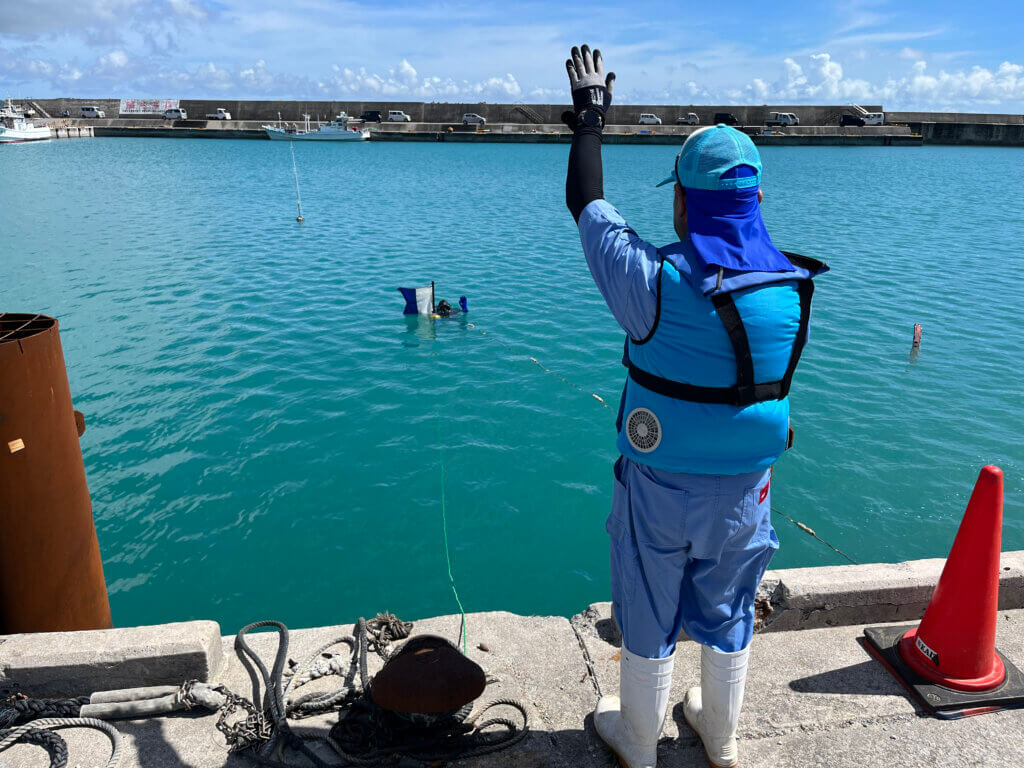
left=0, top=313, right=111, bottom=633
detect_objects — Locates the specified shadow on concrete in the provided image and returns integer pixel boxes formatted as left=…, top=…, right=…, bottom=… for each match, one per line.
left=594, top=617, right=623, bottom=647
left=116, top=716, right=204, bottom=768
left=788, top=655, right=916, bottom=699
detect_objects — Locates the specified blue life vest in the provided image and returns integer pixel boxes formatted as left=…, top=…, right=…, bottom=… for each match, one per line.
left=616, top=241, right=828, bottom=475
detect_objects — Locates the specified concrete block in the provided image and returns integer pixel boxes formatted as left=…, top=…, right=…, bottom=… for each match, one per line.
left=581, top=551, right=1024, bottom=637
left=759, top=550, right=1024, bottom=632
left=0, top=621, right=223, bottom=696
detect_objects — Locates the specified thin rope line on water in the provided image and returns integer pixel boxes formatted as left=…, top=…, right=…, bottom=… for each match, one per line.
left=466, top=322, right=612, bottom=410
left=289, top=142, right=304, bottom=221
left=463, top=320, right=859, bottom=566
left=770, top=505, right=860, bottom=564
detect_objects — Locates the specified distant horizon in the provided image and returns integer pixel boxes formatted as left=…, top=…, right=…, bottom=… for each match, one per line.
left=3, top=1, right=1022, bottom=113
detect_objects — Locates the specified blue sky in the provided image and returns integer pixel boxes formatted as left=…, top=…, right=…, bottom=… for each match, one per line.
left=2, top=0, right=1022, bottom=111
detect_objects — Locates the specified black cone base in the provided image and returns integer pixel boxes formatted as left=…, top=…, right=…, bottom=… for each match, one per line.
left=863, top=624, right=1024, bottom=719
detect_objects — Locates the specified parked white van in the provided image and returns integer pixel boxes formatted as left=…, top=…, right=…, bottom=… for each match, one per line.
left=80, top=105, right=106, bottom=118
left=163, top=108, right=187, bottom=120
left=862, top=112, right=885, bottom=125
left=676, top=113, right=699, bottom=125
left=637, top=113, right=662, bottom=125
left=388, top=110, right=412, bottom=122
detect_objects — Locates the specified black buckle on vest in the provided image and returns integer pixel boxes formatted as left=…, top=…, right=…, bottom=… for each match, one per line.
left=624, top=253, right=818, bottom=408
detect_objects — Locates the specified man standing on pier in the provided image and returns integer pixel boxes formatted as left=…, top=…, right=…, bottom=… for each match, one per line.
left=562, top=46, right=827, bottom=768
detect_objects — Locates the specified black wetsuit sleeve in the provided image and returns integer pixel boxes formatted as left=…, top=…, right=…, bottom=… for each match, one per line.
left=566, top=125, right=604, bottom=223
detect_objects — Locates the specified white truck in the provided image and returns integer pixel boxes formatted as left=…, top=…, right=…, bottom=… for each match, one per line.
left=764, top=111, right=800, bottom=126
left=388, top=110, right=412, bottom=122
left=206, top=108, right=232, bottom=120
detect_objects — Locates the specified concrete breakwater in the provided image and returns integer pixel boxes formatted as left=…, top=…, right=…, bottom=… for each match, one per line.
left=27, top=98, right=1024, bottom=146
left=52, top=117, right=1024, bottom=146
left=2, top=552, right=1023, bottom=767
left=83, top=118, right=925, bottom=145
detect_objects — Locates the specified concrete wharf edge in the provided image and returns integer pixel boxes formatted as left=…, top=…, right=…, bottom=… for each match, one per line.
left=51, top=117, right=1024, bottom=145
left=1, top=551, right=1023, bottom=767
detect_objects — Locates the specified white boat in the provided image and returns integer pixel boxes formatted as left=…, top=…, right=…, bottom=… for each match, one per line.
left=0, top=98, right=50, bottom=143
left=264, top=112, right=369, bottom=141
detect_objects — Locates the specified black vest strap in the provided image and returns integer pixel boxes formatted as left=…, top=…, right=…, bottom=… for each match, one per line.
left=625, top=267, right=816, bottom=407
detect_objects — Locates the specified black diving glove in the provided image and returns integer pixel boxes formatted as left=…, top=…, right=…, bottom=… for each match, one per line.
left=561, top=44, right=616, bottom=130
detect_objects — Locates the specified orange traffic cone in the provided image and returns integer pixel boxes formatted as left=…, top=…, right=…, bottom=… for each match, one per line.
left=864, top=465, right=1024, bottom=717
left=898, top=465, right=1005, bottom=690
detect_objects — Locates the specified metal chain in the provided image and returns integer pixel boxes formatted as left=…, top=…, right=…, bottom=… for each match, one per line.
left=213, top=684, right=273, bottom=752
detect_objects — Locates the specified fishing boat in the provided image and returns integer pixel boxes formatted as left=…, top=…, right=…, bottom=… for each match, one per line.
left=0, top=98, right=50, bottom=143
left=264, top=112, right=369, bottom=141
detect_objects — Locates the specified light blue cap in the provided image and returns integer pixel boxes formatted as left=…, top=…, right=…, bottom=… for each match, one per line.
left=656, top=124, right=762, bottom=190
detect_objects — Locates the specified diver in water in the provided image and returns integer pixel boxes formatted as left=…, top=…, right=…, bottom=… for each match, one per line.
left=563, top=45, right=827, bottom=768
left=435, top=297, right=468, bottom=317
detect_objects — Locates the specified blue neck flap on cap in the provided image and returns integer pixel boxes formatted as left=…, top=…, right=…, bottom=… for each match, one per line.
left=685, top=169, right=794, bottom=274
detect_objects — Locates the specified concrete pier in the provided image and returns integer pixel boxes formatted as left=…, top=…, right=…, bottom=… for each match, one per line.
left=75, top=118, right=924, bottom=145
left=49, top=124, right=94, bottom=139
left=2, top=552, right=1023, bottom=767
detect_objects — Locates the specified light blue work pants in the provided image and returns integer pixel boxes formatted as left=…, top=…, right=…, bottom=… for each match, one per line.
left=607, top=456, right=779, bottom=658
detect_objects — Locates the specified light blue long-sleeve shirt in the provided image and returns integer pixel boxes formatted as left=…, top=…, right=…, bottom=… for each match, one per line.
left=577, top=199, right=661, bottom=341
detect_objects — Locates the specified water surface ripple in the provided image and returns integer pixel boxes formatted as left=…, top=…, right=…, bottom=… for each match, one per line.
left=2, top=139, right=1022, bottom=629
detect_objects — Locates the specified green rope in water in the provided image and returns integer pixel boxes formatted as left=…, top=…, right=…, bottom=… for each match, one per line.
left=439, top=451, right=468, bottom=654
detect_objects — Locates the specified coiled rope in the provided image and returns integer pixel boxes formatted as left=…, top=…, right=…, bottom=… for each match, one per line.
left=0, top=726, right=68, bottom=768
left=0, top=718, right=121, bottom=768
left=230, top=615, right=527, bottom=767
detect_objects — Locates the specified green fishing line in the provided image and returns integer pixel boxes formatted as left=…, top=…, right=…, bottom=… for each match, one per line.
left=439, top=452, right=468, bottom=654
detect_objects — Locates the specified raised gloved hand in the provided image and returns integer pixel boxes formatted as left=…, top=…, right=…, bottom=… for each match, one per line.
left=562, top=44, right=615, bottom=130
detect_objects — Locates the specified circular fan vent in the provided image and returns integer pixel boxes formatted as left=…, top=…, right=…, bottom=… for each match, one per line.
left=626, top=408, right=662, bottom=453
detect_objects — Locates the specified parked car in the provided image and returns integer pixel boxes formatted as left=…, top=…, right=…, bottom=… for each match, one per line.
left=360, top=110, right=383, bottom=122
left=637, top=113, right=662, bottom=125
left=840, top=114, right=865, bottom=127
left=765, top=111, right=800, bottom=127
left=80, top=105, right=106, bottom=118
left=206, top=108, right=231, bottom=120
left=462, top=113, right=486, bottom=125
left=713, top=112, right=739, bottom=125
left=163, top=108, right=187, bottom=120
left=862, top=112, right=885, bottom=125
left=388, top=110, right=411, bottom=122
left=676, top=113, right=699, bottom=125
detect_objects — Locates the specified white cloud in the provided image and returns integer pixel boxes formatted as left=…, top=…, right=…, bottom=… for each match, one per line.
left=101, top=50, right=128, bottom=68
left=722, top=53, right=1024, bottom=110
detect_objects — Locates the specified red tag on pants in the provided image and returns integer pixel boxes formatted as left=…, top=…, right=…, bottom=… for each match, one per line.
left=759, top=477, right=770, bottom=504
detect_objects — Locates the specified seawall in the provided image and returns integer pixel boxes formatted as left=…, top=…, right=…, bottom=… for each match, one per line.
left=33, top=98, right=885, bottom=126
left=2, top=552, right=1023, bottom=767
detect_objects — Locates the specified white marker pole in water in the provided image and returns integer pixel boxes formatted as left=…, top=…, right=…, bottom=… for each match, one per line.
left=289, top=141, right=304, bottom=222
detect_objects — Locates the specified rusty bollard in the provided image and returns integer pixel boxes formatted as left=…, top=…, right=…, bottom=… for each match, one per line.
left=0, top=313, right=111, bottom=633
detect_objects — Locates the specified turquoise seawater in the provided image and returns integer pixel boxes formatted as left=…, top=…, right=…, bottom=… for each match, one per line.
left=2, top=138, right=1022, bottom=632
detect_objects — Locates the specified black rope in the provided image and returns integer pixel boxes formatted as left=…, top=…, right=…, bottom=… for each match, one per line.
left=0, top=696, right=88, bottom=728
left=230, top=615, right=528, bottom=767
left=0, top=725, right=69, bottom=768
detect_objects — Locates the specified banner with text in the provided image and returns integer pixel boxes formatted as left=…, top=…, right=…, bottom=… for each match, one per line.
left=119, top=99, right=179, bottom=115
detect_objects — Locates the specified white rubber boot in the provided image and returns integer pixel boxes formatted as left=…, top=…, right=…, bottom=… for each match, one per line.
left=683, top=644, right=750, bottom=768
left=594, top=647, right=675, bottom=768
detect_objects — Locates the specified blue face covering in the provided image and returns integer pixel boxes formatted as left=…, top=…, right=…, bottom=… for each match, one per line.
left=684, top=174, right=795, bottom=275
